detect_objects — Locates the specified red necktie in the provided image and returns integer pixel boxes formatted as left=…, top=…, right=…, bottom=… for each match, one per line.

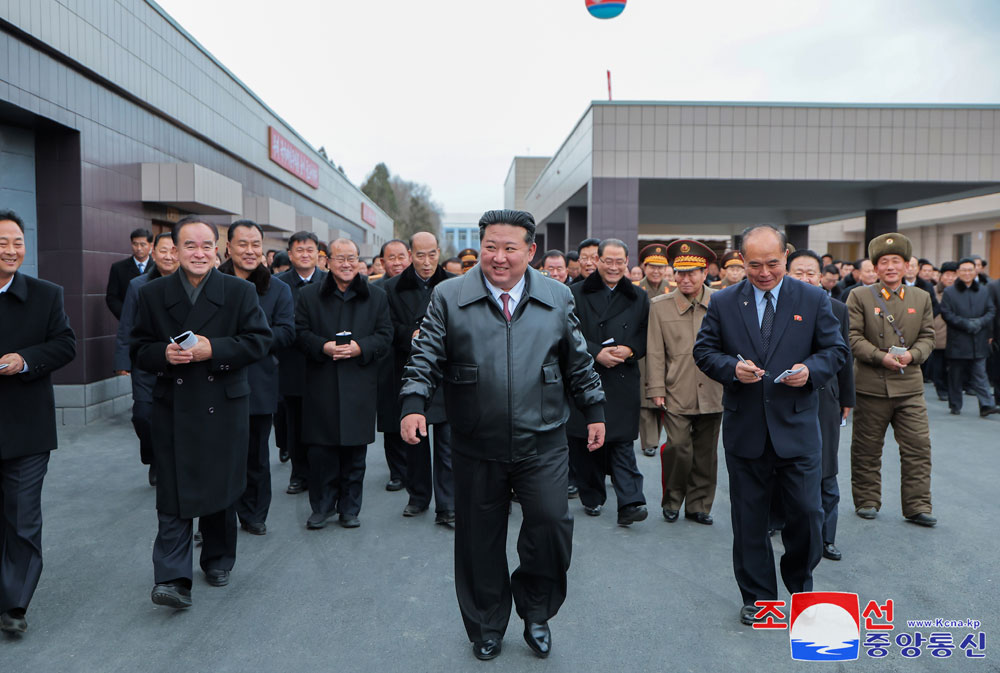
left=501, top=293, right=512, bottom=321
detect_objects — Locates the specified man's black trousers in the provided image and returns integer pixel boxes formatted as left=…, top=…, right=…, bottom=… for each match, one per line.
left=152, top=506, right=237, bottom=588
left=452, top=446, right=573, bottom=643
left=237, top=414, right=273, bottom=526
left=567, top=437, right=645, bottom=510
left=405, top=422, right=454, bottom=512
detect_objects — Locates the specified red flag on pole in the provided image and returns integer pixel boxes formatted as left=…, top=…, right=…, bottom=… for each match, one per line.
left=607, top=70, right=612, bottom=101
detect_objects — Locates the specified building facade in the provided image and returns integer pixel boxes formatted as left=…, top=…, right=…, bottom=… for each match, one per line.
left=0, top=0, right=393, bottom=423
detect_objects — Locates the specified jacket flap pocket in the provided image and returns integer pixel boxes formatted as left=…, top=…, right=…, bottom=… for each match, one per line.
left=794, top=394, right=817, bottom=412
left=225, top=381, right=251, bottom=399
left=447, top=364, right=478, bottom=384
left=542, top=362, right=562, bottom=384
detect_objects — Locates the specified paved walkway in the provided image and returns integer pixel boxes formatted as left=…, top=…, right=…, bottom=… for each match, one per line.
left=1, top=385, right=997, bottom=672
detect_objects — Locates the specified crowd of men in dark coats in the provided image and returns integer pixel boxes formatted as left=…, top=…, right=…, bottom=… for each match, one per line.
left=3, top=203, right=1000, bottom=649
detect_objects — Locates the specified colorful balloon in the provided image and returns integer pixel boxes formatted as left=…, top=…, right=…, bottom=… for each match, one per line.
left=586, top=0, right=627, bottom=20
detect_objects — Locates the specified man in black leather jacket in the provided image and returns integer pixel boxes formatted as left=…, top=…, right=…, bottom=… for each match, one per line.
left=400, top=209, right=605, bottom=662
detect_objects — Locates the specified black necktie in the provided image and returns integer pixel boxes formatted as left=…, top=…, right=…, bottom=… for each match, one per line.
left=761, top=290, right=774, bottom=352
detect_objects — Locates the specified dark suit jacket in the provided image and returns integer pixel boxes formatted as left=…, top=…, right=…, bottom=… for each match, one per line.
left=106, top=256, right=147, bottom=319
left=819, top=298, right=855, bottom=477
left=275, top=268, right=326, bottom=397
left=567, top=271, right=649, bottom=441
left=384, top=265, right=453, bottom=425
left=693, top=277, right=848, bottom=459
left=295, top=272, right=392, bottom=446
left=131, top=269, right=272, bottom=518
left=0, top=273, right=76, bottom=459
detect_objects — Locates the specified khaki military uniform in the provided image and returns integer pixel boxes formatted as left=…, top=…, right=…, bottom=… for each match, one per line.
left=638, top=277, right=670, bottom=452
left=646, top=286, right=723, bottom=513
left=846, top=281, right=935, bottom=517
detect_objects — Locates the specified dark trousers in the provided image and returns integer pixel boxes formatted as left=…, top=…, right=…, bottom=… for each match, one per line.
left=383, top=432, right=407, bottom=483
left=990, top=348, right=1000, bottom=405
left=567, top=437, right=645, bottom=510
left=821, top=475, right=839, bottom=545
left=405, top=423, right=454, bottom=512
left=153, top=506, right=237, bottom=587
left=283, top=395, right=309, bottom=482
left=453, top=447, right=573, bottom=643
left=274, top=399, right=287, bottom=451
left=0, top=453, right=49, bottom=613
left=725, top=436, right=822, bottom=607
left=948, top=357, right=993, bottom=411
left=307, top=445, right=366, bottom=517
left=925, top=350, right=949, bottom=398
left=131, top=400, right=154, bottom=466
left=237, top=414, right=273, bottom=525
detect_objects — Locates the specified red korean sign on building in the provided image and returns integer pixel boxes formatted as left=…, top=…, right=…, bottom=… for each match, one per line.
left=361, top=203, right=377, bottom=228
left=268, top=127, right=319, bottom=189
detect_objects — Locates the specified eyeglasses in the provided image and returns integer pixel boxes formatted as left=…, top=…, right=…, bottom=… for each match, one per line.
left=600, top=258, right=627, bottom=268
left=333, top=255, right=359, bottom=265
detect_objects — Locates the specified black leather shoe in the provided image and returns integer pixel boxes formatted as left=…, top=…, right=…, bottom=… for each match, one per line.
left=823, top=543, right=842, bottom=561
left=278, top=448, right=290, bottom=463
left=740, top=604, right=764, bottom=625
left=151, top=583, right=192, bottom=609
left=286, top=479, right=307, bottom=494
left=617, top=504, right=648, bottom=526
left=147, top=465, right=157, bottom=486
left=240, top=520, right=266, bottom=535
left=856, top=506, right=878, bottom=519
left=473, top=638, right=502, bottom=660
left=662, top=508, right=679, bottom=522
left=685, top=511, right=713, bottom=525
left=385, top=478, right=404, bottom=492
left=905, top=512, right=937, bottom=527
left=204, top=569, right=229, bottom=587
left=435, top=510, right=456, bottom=525
left=567, top=485, right=579, bottom=499
left=0, top=609, right=27, bottom=634
left=523, top=621, right=551, bottom=658
left=642, top=446, right=657, bottom=457
left=950, top=407, right=961, bottom=415
left=583, top=504, right=602, bottom=516
left=403, top=503, right=428, bottom=517
left=339, top=515, right=361, bottom=528
left=980, top=406, right=1000, bottom=417
left=306, top=511, right=334, bottom=529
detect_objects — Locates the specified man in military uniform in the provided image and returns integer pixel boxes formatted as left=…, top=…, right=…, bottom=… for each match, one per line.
left=712, top=250, right=745, bottom=289
left=636, top=243, right=671, bottom=456
left=646, top=240, right=723, bottom=524
left=458, top=248, right=478, bottom=274
left=846, top=232, right=936, bottom=527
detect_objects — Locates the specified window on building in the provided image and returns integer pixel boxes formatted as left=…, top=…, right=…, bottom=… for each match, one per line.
left=955, top=233, right=972, bottom=260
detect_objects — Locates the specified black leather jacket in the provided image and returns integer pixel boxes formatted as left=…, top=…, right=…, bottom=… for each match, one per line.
left=399, top=266, right=605, bottom=462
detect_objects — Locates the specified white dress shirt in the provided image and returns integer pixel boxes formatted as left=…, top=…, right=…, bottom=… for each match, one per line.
left=483, top=272, right=527, bottom=316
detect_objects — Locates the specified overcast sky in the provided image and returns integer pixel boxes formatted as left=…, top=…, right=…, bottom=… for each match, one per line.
left=156, top=0, right=1000, bottom=215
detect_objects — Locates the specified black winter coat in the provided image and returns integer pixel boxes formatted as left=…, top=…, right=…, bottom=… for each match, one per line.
left=941, top=280, right=995, bottom=359
left=295, top=272, right=392, bottom=446
left=0, top=273, right=76, bottom=459
left=275, top=268, right=327, bottom=397
left=384, top=265, right=453, bottom=425
left=566, top=272, right=649, bottom=441
left=400, top=266, right=605, bottom=462
left=132, top=269, right=272, bottom=518
left=819, top=299, right=855, bottom=477
left=219, top=261, right=295, bottom=415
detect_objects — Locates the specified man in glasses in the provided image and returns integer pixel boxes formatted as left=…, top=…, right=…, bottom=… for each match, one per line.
left=294, top=239, right=392, bottom=530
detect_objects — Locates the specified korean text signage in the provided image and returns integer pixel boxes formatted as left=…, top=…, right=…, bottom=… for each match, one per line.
left=361, top=203, right=377, bottom=228
left=268, top=127, right=319, bottom=189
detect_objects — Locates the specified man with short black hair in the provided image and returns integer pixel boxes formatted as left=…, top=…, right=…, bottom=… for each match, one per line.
left=296, top=239, right=392, bottom=529
left=401, top=209, right=605, bottom=661
left=541, top=250, right=568, bottom=284
left=574, top=238, right=601, bottom=283
left=219, top=221, right=295, bottom=534
left=132, top=216, right=272, bottom=609
left=114, top=232, right=179, bottom=486
left=940, top=258, right=999, bottom=417
left=566, top=251, right=581, bottom=283
left=276, top=231, right=326, bottom=494
left=443, top=257, right=463, bottom=275
left=0, top=210, right=76, bottom=635
left=106, top=227, right=153, bottom=319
